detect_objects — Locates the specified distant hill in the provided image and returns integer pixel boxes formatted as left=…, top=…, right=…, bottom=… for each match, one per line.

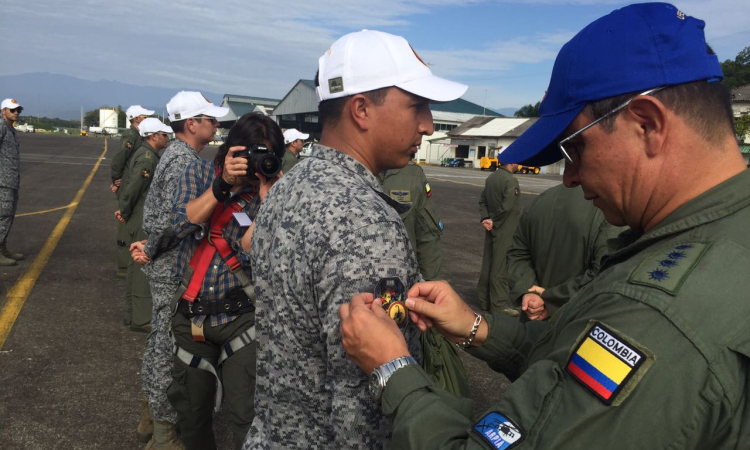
left=0, top=72, right=223, bottom=120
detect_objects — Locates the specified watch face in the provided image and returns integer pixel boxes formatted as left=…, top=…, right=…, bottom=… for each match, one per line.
left=369, top=371, right=383, bottom=399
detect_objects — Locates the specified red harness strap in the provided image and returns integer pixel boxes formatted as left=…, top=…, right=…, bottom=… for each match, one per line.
left=181, top=192, right=253, bottom=303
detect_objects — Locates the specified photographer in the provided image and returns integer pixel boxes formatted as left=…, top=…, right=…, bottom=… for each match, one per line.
left=167, top=113, right=283, bottom=450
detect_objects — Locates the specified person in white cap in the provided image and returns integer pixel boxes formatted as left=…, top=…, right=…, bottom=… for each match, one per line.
left=245, top=30, right=467, bottom=450
left=0, top=98, right=25, bottom=266
left=281, top=128, right=309, bottom=174
left=112, top=105, right=154, bottom=278
left=127, top=91, right=226, bottom=450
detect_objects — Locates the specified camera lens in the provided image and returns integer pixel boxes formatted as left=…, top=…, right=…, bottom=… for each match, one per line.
left=254, top=154, right=281, bottom=178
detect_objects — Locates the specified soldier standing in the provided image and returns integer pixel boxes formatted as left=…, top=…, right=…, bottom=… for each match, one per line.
left=129, top=91, right=227, bottom=449
left=507, top=184, right=623, bottom=321
left=340, top=4, right=750, bottom=448
left=117, top=118, right=172, bottom=333
left=112, top=105, right=153, bottom=278
left=245, top=29, right=466, bottom=450
left=280, top=128, right=308, bottom=174
left=0, top=98, right=24, bottom=266
left=476, top=162, right=521, bottom=315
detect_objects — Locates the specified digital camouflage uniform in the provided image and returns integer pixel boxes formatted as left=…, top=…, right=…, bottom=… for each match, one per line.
left=112, top=126, right=142, bottom=274
left=380, top=169, right=750, bottom=449
left=507, top=184, right=624, bottom=320
left=141, top=138, right=201, bottom=424
left=280, top=148, right=299, bottom=175
left=245, top=144, right=422, bottom=450
left=119, top=141, right=159, bottom=327
left=0, top=119, right=20, bottom=246
left=477, top=166, right=522, bottom=313
left=379, top=162, right=470, bottom=398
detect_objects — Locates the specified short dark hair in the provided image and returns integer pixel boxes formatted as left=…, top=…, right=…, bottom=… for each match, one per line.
left=214, top=113, right=285, bottom=173
left=583, top=45, right=734, bottom=144
left=314, top=70, right=389, bottom=127
left=170, top=119, right=186, bottom=134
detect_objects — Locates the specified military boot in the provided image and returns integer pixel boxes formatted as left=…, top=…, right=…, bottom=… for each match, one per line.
left=145, top=420, right=185, bottom=450
left=0, top=243, right=24, bottom=261
left=136, top=399, right=154, bottom=443
left=0, top=253, right=16, bottom=266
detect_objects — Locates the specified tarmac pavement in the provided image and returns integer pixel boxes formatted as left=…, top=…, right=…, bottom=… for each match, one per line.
left=0, top=134, right=561, bottom=449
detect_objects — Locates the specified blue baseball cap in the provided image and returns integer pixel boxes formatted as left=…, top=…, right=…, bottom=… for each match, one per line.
left=501, top=2, right=723, bottom=167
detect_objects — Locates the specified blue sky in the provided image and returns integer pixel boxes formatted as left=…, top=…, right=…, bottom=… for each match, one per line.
left=2, top=0, right=748, bottom=112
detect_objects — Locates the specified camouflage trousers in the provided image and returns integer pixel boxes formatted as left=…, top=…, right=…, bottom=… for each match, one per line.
left=142, top=278, right=179, bottom=423
left=0, top=187, right=19, bottom=244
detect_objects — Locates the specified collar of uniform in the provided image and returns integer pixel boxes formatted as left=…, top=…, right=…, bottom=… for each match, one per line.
left=605, top=170, right=750, bottom=266
left=310, top=143, right=410, bottom=215
left=170, top=137, right=200, bottom=160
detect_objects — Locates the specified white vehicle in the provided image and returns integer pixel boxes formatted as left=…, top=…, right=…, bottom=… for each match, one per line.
left=300, top=141, right=316, bottom=158
left=16, top=124, right=34, bottom=133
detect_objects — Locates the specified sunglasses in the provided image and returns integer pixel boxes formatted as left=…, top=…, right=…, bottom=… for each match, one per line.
left=194, top=115, right=218, bottom=124
left=8, top=108, right=22, bottom=113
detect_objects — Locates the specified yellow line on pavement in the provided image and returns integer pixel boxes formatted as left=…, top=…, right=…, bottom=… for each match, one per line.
left=15, top=203, right=77, bottom=217
left=0, top=139, right=108, bottom=350
left=430, top=176, right=540, bottom=195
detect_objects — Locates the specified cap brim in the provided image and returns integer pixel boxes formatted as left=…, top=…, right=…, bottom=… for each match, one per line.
left=300, top=133, right=309, bottom=139
left=498, top=106, right=584, bottom=167
left=204, top=105, right=230, bottom=119
left=397, top=75, right=468, bottom=103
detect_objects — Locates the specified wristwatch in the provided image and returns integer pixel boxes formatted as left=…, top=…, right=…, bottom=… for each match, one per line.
left=369, top=356, right=417, bottom=401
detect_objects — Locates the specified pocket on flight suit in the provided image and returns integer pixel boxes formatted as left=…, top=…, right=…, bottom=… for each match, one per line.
left=417, top=205, right=443, bottom=238
left=475, top=359, right=564, bottom=449
left=166, top=360, right=191, bottom=413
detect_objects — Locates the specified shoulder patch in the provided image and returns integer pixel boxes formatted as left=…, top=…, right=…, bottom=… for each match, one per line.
left=438, top=219, right=444, bottom=231
left=425, top=182, right=432, bottom=197
left=389, top=189, right=411, bottom=203
left=473, top=411, right=524, bottom=449
left=125, top=141, right=133, bottom=149
left=628, top=242, right=710, bottom=295
left=514, top=187, right=519, bottom=196
left=566, top=321, right=654, bottom=406
left=141, top=169, right=151, bottom=179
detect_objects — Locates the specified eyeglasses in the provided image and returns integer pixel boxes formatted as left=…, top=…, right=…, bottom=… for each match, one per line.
left=158, top=133, right=170, bottom=138
left=558, top=86, right=666, bottom=166
left=8, top=108, right=22, bottom=113
left=194, top=115, right=218, bottom=124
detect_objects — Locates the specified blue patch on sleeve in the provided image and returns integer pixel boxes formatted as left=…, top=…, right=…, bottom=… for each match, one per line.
left=438, top=219, right=444, bottom=230
left=473, top=412, right=524, bottom=449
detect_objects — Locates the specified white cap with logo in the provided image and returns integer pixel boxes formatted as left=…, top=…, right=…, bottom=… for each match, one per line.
left=167, top=91, right=229, bottom=122
left=283, top=128, right=309, bottom=145
left=125, top=105, right=155, bottom=120
left=316, top=29, right=468, bottom=103
left=139, top=118, right=173, bottom=137
left=1, top=99, right=22, bottom=110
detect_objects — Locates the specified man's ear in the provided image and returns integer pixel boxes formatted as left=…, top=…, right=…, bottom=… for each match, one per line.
left=625, top=96, right=668, bottom=158
left=348, top=94, right=372, bottom=131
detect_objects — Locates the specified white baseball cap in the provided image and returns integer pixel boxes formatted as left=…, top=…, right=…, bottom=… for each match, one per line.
left=316, top=29, right=468, bottom=103
left=139, top=118, right=173, bottom=137
left=283, top=128, right=309, bottom=145
left=125, top=105, right=154, bottom=120
left=167, top=91, right=229, bottom=122
left=1, top=98, right=22, bottom=110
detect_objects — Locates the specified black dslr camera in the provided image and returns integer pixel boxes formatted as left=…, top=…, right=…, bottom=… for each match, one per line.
left=235, top=143, right=281, bottom=179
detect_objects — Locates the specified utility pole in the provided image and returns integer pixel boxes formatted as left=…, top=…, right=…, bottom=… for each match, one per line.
left=483, top=89, right=488, bottom=116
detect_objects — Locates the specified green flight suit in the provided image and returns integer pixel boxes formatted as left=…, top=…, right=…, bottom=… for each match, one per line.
left=507, top=184, right=624, bottom=320
left=379, top=161, right=469, bottom=398
left=112, top=126, right=142, bottom=275
left=379, top=161, right=443, bottom=280
left=281, top=148, right=299, bottom=175
left=119, top=141, right=158, bottom=327
left=477, top=166, right=522, bottom=313
left=381, top=169, right=750, bottom=449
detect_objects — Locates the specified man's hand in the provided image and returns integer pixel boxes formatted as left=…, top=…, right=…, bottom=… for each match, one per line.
left=340, top=293, right=411, bottom=374
left=222, top=146, right=249, bottom=186
left=109, top=183, right=119, bottom=193
left=114, top=210, right=126, bottom=223
left=481, top=219, right=493, bottom=232
left=129, top=240, right=150, bottom=265
left=256, top=171, right=282, bottom=202
left=521, top=292, right=549, bottom=321
left=405, top=281, right=486, bottom=345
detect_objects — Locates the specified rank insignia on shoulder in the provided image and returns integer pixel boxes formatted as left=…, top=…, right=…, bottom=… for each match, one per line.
left=374, top=277, right=408, bottom=329
left=473, top=411, right=524, bottom=450
left=629, top=242, right=709, bottom=295
left=425, top=182, right=432, bottom=197
left=566, top=321, right=654, bottom=406
left=141, top=169, right=151, bottom=179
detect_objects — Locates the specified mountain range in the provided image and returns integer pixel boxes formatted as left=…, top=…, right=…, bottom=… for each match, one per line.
left=0, top=72, right=517, bottom=120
